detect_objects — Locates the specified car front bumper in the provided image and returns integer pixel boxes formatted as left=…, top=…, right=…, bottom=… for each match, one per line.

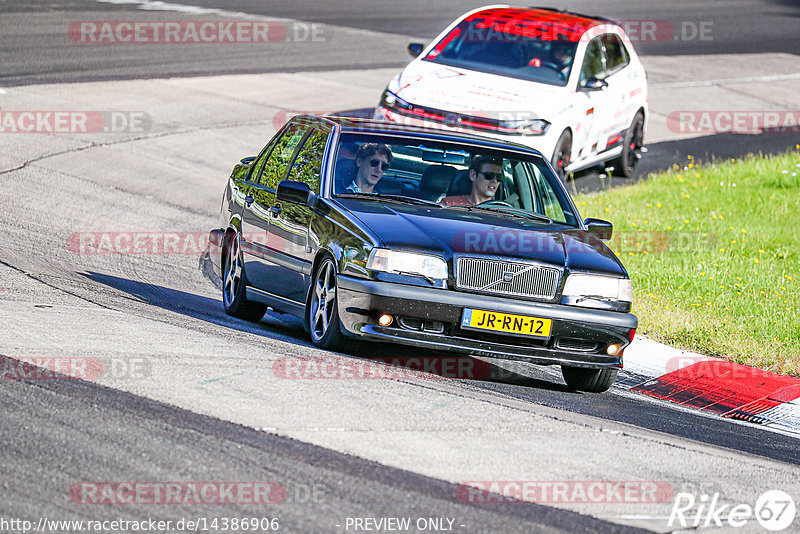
left=374, top=107, right=560, bottom=163
left=337, top=274, right=637, bottom=369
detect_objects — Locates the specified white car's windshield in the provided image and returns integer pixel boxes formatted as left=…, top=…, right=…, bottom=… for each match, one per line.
left=423, top=17, right=580, bottom=87
left=332, top=134, right=579, bottom=227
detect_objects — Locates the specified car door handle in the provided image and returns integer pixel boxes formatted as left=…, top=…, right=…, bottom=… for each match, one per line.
left=244, top=193, right=254, bottom=207
left=268, top=205, right=282, bottom=218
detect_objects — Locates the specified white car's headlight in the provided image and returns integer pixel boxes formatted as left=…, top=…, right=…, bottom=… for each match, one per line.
left=367, top=249, right=448, bottom=280
left=562, top=273, right=633, bottom=303
left=497, top=118, right=550, bottom=136
left=380, top=89, right=412, bottom=111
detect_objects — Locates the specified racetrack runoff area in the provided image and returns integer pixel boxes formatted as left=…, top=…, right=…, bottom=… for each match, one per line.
left=1, top=52, right=799, bottom=532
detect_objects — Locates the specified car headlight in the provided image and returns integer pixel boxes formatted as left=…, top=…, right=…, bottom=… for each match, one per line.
left=562, top=273, right=633, bottom=303
left=380, top=89, right=412, bottom=111
left=497, top=118, right=550, bottom=136
left=367, top=249, right=448, bottom=280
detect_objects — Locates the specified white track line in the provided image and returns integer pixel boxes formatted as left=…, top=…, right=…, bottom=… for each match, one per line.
left=653, top=72, right=800, bottom=88
left=94, top=0, right=428, bottom=40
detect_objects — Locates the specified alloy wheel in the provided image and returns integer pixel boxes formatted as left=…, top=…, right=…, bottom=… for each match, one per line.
left=223, top=235, right=242, bottom=307
left=310, top=260, right=336, bottom=342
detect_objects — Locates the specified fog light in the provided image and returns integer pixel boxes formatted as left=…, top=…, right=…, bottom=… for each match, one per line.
left=378, top=314, right=393, bottom=327
left=607, top=344, right=621, bottom=356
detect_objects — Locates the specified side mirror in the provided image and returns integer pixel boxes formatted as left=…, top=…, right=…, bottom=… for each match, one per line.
left=581, top=76, right=608, bottom=91
left=231, top=157, right=256, bottom=179
left=584, top=218, right=613, bottom=241
left=277, top=180, right=315, bottom=206
left=407, top=42, right=424, bottom=58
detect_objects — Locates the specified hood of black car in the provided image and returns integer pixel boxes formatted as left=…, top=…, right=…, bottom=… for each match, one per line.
left=337, top=199, right=628, bottom=276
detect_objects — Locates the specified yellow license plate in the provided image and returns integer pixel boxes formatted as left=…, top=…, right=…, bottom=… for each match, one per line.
left=461, top=308, right=552, bottom=339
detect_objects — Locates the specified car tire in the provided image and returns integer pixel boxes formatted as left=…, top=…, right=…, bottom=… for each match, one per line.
left=551, top=130, right=572, bottom=182
left=561, top=366, right=618, bottom=393
left=222, top=232, right=267, bottom=321
left=612, top=112, right=645, bottom=178
left=307, top=256, right=356, bottom=352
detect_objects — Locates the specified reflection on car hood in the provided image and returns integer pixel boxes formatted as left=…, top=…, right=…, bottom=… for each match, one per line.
left=395, top=61, right=572, bottom=120
left=338, top=198, right=626, bottom=276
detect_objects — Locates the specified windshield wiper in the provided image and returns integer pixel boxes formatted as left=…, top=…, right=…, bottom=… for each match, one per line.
left=492, top=207, right=553, bottom=224
left=378, top=194, right=443, bottom=207
left=452, top=205, right=553, bottom=224
left=337, top=193, right=443, bottom=207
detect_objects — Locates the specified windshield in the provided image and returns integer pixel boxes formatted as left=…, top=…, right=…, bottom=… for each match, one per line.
left=332, top=134, right=579, bottom=226
left=422, top=17, right=579, bottom=87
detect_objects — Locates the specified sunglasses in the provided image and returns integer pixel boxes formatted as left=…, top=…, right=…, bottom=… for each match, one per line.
left=369, top=158, right=390, bottom=171
left=479, top=171, right=503, bottom=182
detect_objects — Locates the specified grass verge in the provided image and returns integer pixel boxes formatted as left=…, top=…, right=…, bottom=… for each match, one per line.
left=575, top=147, right=800, bottom=375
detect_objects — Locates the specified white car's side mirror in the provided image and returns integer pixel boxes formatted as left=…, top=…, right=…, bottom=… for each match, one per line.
left=582, top=76, right=609, bottom=91
left=407, top=43, right=424, bottom=58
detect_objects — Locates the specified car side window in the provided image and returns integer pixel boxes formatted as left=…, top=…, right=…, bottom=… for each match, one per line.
left=286, top=128, right=330, bottom=195
left=256, top=122, right=311, bottom=190
left=247, top=126, right=286, bottom=183
left=602, top=34, right=629, bottom=74
left=500, top=160, right=520, bottom=206
left=528, top=165, right=567, bottom=223
left=579, top=38, right=605, bottom=84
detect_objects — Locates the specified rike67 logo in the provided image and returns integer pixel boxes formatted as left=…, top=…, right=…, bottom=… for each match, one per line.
left=669, top=490, right=796, bottom=531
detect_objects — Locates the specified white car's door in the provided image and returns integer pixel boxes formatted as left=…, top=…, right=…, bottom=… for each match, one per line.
left=574, top=37, right=610, bottom=158
left=598, top=33, right=637, bottom=148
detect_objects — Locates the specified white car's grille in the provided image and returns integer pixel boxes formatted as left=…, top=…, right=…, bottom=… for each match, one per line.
left=455, top=257, right=561, bottom=300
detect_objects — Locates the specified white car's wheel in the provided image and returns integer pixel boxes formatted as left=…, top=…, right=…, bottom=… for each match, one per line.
left=613, top=112, right=645, bottom=178
left=551, top=130, right=572, bottom=182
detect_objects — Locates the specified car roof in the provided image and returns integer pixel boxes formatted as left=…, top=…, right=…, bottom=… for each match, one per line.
left=463, top=6, right=615, bottom=42
left=311, top=115, right=547, bottom=158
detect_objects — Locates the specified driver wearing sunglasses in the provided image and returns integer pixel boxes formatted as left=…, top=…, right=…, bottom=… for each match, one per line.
left=346, top=143, right=393, bottom=194
left=442, top=155, right=503, bottom=206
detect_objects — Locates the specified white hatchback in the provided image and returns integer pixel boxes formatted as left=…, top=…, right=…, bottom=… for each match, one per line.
left=374, top=5, right=649, bottom=179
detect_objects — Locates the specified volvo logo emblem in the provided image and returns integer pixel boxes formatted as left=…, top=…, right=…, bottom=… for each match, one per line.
left=502, top=271, right=514, bottom=283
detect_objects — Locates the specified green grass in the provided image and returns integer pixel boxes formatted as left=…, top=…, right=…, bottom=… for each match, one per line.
left=574, top=147, right=800, bottom=376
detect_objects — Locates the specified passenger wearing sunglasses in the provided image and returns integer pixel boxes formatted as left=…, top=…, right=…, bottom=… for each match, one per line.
left=346, top=143, right=393, bottom=194
left=442, top=155, right=503, bottom=206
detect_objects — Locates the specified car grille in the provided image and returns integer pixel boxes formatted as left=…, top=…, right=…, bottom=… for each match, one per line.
left=455, top=257, right=561, bottom=300
left=386, top=103, right=526, bottom=136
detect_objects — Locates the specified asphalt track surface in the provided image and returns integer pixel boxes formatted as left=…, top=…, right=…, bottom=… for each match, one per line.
left=2, top=1, right=800, bottom=532
left=2, top=0, right=800, bottom=86
left=2, top=365, right=646, bottom=533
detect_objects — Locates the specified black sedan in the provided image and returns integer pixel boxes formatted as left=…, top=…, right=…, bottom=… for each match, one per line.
left=208, top=115, right=637, bottom=392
